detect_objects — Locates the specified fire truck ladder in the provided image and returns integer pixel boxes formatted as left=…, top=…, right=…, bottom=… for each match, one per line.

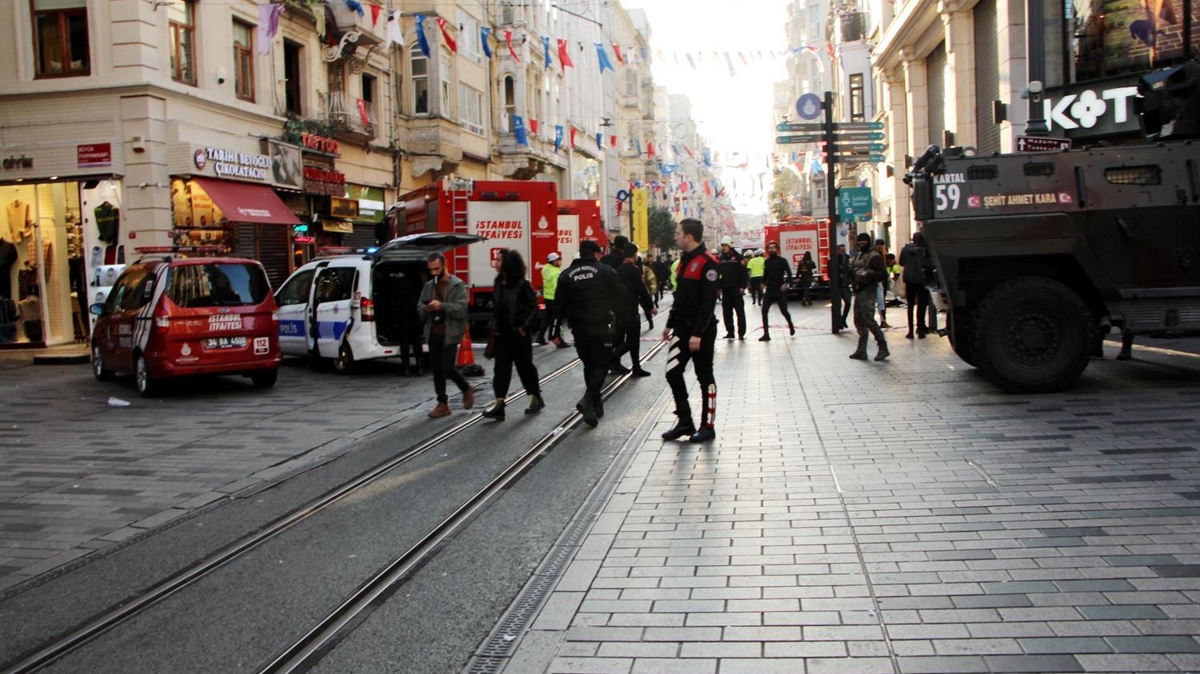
left=449, top=189, right=471, bottom=276
left=817, top=226, right=830, bottom=278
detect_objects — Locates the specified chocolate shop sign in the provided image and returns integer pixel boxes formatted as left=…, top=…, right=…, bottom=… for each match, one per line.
left=193, top=147, right=271, bottom=181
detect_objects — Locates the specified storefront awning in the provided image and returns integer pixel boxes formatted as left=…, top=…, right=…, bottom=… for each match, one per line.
left=192, top=177, right=300, bottom=225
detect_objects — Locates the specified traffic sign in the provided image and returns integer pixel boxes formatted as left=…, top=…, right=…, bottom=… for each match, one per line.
left=838, top=187, right=873, bottom=220
left=796, top=93, right=823, bottom=121
left=869, top=154, right=885, bottom=162
left=1015, top=135, right=1072, bottom=152
left=827, top=142, right=885, bottom=151
left=777, top=122, right=824, bottom=133
left=776, top=134, right=820, bottom=144
left=838, top=121, right=885, bottom=130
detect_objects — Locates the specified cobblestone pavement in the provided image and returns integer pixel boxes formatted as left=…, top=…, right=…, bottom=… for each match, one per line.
left=503, top=306, right=1200, bottom=674
left=0, top=349, right=527, bottom=593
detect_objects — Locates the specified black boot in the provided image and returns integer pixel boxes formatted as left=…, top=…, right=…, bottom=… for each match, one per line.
left=525, top=394, right=545, bottom=414
left=689, top=426, right=716, bottom=443
left=481, top=400, right=506, bottom=420
left=576, top=395, right=598, bottom=427
left=874, top=342, right=890, bottom=361
left=662, top=417, right=696, bottom=440
left=849, top=335, right=869, bottom=360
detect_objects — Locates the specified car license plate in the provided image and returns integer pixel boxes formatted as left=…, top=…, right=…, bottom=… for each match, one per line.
left=204, top=336, right=248, bottom=350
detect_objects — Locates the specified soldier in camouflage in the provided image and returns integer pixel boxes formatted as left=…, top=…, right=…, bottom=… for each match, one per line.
left=849, top=232, right=890, bottom=361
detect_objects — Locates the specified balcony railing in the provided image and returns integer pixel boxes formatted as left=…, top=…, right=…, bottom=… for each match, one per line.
left=325, top=91, right=376, bottom=142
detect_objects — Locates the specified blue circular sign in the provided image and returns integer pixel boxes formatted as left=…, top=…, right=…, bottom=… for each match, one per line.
left=616, top=189, right=630, bottom=202
left=796, top=93, right=822, bottom=121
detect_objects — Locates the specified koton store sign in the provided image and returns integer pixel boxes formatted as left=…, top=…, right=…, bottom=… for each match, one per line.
left=1041, top=79, right=1141, bottom=139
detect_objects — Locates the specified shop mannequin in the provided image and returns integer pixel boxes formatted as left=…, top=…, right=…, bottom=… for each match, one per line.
left=7, top=198, right=33, bottom=242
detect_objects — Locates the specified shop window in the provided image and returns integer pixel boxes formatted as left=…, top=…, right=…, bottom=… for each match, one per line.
left=411, top=46, right=429, bottom=115
left=284, top=41, right=303, bottom=115
left=440, top=47, right=454, bottom=118
left=459, top=84, right=483, bottom=135
left=169, top=0, right=196, bottom=85
left=233, top=20, right=254, bottom=102
left=849, top=73, right=865, bottom=122
left=32, top=0, right=90, bottom=78
left=276, top=269, right=314, bottom=307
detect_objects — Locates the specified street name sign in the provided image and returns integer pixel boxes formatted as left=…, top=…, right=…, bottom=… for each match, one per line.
left=1015, top=135, right=1073, bottom=152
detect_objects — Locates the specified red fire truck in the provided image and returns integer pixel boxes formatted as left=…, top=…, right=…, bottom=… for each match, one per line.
left=392, top=178, right=559, bottom=318
left=554, top=199, right=607, bottom=265
left=763, top=218, right=831, bottom=296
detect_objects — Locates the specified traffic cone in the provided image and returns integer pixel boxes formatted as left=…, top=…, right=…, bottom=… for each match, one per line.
left=457, top=325, right=476, bottom=367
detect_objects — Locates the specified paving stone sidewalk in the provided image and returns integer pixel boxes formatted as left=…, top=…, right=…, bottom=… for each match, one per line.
left=503, top=308, right=1200, bottom=674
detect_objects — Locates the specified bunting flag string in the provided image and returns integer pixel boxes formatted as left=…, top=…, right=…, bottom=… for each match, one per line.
left=480, top=26, right=493, bottom=58
left=541, top=36, right=552, bottom=69
left=512, top=115, right=528, bottom=146
left=369, top=4, right=381, bottom=27
left=595, top=43, right=614, bottom=73
left=435, top=17, right=457, bottom=54
left=557, top=39, right=574, bottom=71
left=612, top=44, right=625, bottom=65
left=414, top=14, right=431, bottom=58
left=504, top=30, right=519, bottom=61
left=385, top=10, right=402, bottom=48
left=554, top=125, right=564, bottom=153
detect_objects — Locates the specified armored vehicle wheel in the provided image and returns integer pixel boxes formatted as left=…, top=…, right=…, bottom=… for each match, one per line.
left=970, top=277, right=1095, bottom=394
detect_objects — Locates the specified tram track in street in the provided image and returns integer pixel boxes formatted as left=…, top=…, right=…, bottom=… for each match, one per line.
left=2, top=340, right=666, bottom=674
left=257, top=340, right=667, bottom=674
left=1, top=353, right=588, bottom=674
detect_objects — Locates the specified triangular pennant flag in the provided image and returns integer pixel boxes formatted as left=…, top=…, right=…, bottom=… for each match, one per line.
left=554, top=125, right=564, bottom=153
left=481, top=26, right=493, bottom=58
left=596, top=132, right=603, bottom=148
left=636, top=139, right=643, bottom=157
left=414, top=15, right=431, bottom=57
left=256, top=3, right=285, bottom=56
left=725, top=52, right=736, bottom=77
left=530, top=118, right=539, bottom=136
left=569, top=127, right=577, bottom=147
left=647, top=141, right=656, bottom=158
left=369, top=4, right=381, bottom=27
left=685, top=53, right=696, bottom=69
left=610, top=135, right=618, bottom=148
left=612, top=44, right=625, bottom=65
left=595, top=43, right=613, bottom=73
left=435, top=17, right=457, bottom=53
left=557, top=39, right=574, bottom=71
left=504, top=31, right=519, bottom=61
left=542, top=35, right=552, bottom=69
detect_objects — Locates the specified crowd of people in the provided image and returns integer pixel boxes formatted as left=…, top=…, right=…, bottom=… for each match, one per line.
left=414, top=222, right=944, bottom=443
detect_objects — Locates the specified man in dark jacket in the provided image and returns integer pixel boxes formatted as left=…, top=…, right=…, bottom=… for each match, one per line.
left=661, top=219, right=720, bottom=443
left=758, top=241, right=795, bottom=341
left=556, top=239, right=623, bottom=426
left=717, top=236, right=748, bottom=340
left=611, top=242, right=657, bottom=376
left=899, top=231, right=930, bottom=339
left=599, top=235, right=629, bottom=270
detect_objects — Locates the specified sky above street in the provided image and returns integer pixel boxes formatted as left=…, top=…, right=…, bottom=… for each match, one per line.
left=625, top=0, right=792, bottom=215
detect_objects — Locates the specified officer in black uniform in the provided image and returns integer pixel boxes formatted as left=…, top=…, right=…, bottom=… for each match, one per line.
left=661, top=218, right=721, bottom=443
left=599, top=235, right=629, bottom=270
left=556, top=239, right=622, bottom=427
left=611, top=242, right=657, bottom=376
left=717, top=236, right=748, bottom=340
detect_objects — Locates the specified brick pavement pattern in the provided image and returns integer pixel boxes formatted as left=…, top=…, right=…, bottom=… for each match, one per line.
left=505, top=309, right=1200, bottom=674
left=0, top=357, right=468, bottom=592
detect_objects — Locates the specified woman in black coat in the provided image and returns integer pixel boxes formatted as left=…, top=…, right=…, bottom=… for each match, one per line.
left=481, top=250, right=544, bottom=420
left=795, top=251, right=817, bottom=306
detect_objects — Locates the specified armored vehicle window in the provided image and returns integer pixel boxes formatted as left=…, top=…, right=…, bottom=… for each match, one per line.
left=967, top=165, right=998, bottom=180
left=1105, top=166, right=1162, bottom=186
left=1024, top=163, right=1055, bottom=177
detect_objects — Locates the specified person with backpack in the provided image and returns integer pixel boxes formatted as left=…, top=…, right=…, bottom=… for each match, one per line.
left=899, top=231, right=931, bottom=339
left=795, top=251, right=817, bottom=307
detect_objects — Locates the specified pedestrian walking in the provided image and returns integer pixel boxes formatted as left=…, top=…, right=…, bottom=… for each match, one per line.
left=717, top=236, right=748, bottom=340
left=758, top=241, right=795, bottom=341
left=600, top=235, right=628, bottom=269
left=556, top=239, right=622, bottom=427
left=899, top=231, right=931, bottom=339
left=611, top=243, right=657, bottom=376
left=536, top=252, right=568, bottom=347
left=795, top=251, right=816, bottom=306
left=662, top=218, right=720, bottom=443
left=417, top=252, right=475, bottom=417
left=835, top=243, right=853, bottom=329
left=849, top=233, right=889, bottom=361
left=874, top=239, right=892, bottom=328
left=640, top=256, right=658, bottom=312
left=480, top=250, right=543, bottom=421
left=746, top=249, right=765, bottom=305
left=652, top=256, right=671, bottom=302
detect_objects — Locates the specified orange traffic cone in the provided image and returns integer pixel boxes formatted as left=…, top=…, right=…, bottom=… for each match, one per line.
left=457, top=325, right=476, bottom=367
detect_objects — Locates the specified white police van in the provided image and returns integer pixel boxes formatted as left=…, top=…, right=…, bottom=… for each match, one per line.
left=273, top=233, right=484, bottom=372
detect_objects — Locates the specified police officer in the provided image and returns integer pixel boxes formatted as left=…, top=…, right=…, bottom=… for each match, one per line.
left=600, top=235, right=629, bottom=270
left=536, top=252, right=567, bottom=346
left=849, top=232, right=889, bottom=361
left=717, top=236, right=748, bottom=340
left=759, top=241, right=795, bottom=341
left=611, top=242, right=657, bottom=376
left=556, top=239, right=622, bottom=427
left=661, top=218, right=720, bottom=443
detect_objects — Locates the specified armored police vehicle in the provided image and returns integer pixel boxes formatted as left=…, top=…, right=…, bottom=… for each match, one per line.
left=906, top=61, right=1200, bottom=393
